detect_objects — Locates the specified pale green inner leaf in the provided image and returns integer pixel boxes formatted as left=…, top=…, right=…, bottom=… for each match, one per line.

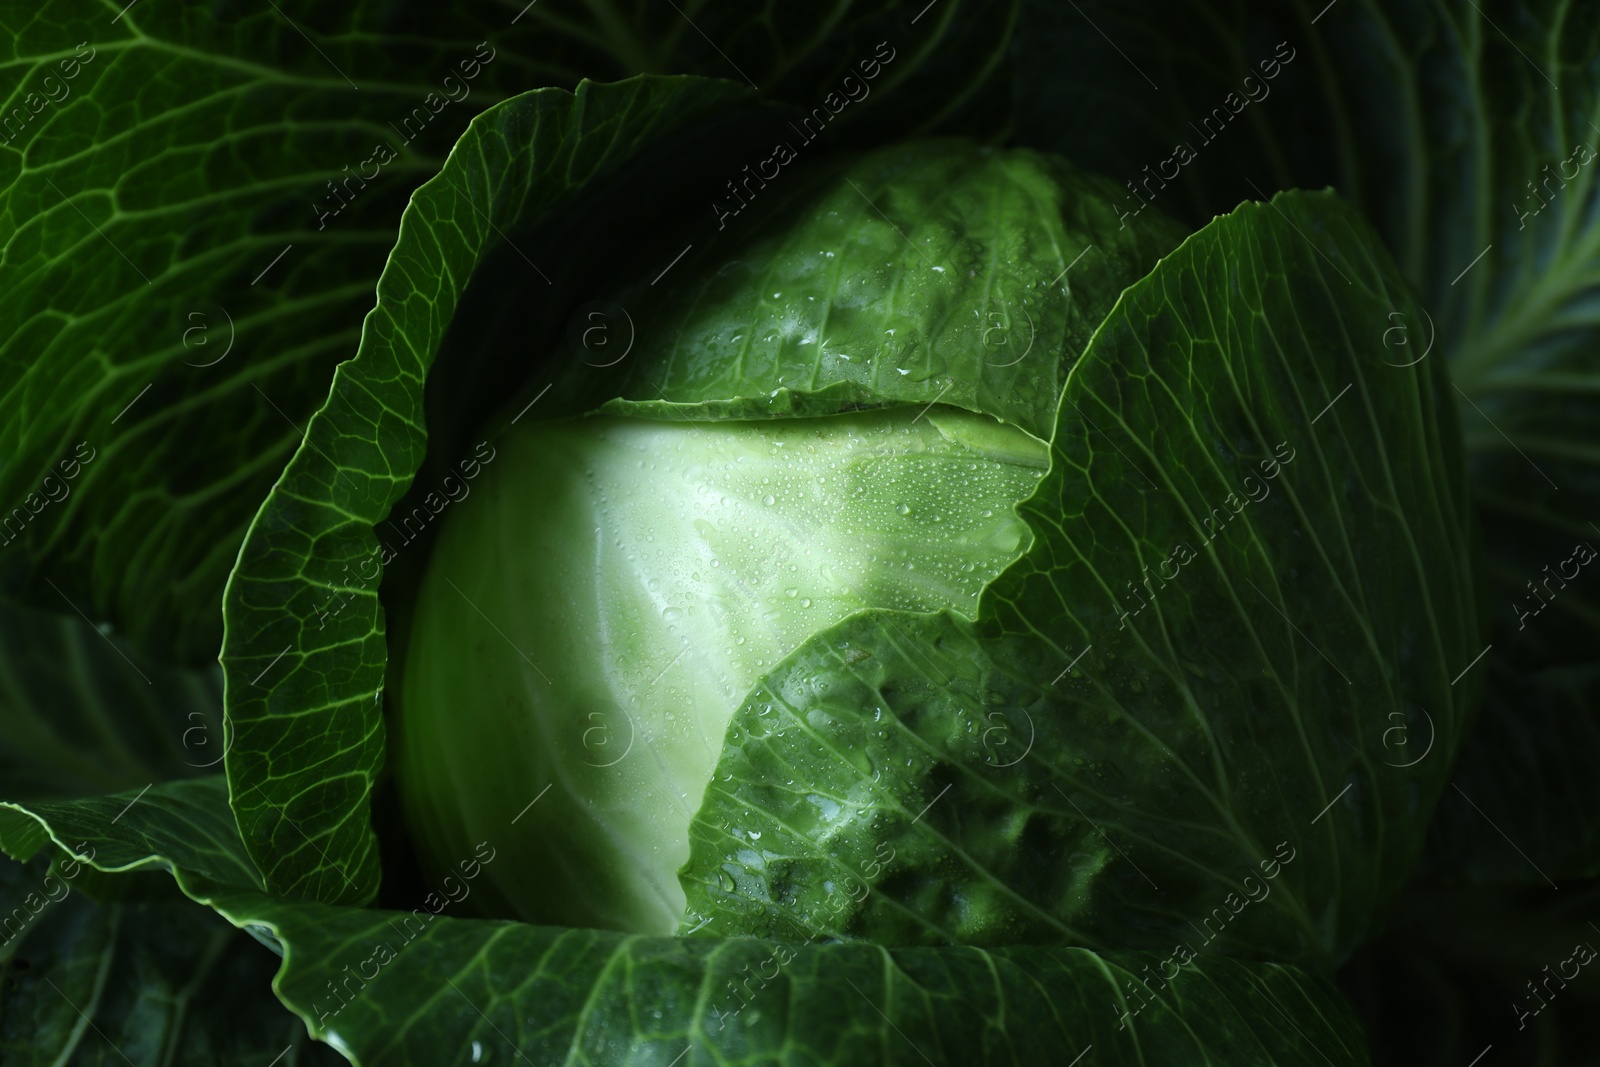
left=398, top=404, right=1047, bottom=933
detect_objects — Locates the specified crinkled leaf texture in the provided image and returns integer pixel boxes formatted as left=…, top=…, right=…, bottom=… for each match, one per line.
left=549, top=139, right=1188, bottom=434
left=0, top=779, right=1367, bottom=1066
left=677, top=190, right=1480, bottom=969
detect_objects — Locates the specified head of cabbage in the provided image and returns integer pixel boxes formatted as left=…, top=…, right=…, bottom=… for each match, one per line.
left=394, top=139, right=1478, bottom=967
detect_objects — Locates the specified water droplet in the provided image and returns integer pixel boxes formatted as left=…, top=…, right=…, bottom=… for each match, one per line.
left=895, top=503, right=911, bottom=515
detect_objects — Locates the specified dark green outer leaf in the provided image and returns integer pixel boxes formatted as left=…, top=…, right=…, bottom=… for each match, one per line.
left=0, top=853, right=340, bottom=1067
left=0, top=590, right=330, bottom=1064
left=0, top=599, right=222, bottom=802
left=1012, top=0, right=1600, bottom=414
left=1, top=2, right=523, bottom=664
left=234, top=898, right=1367, bottom=1067
left=0, top=780, right=1370, bottom=1067
left=1011, top=0, right=1600, bottom=881
left=1340, top=878, right=1600, bottom=1067
left=1424, top=660, right=1600, bottom=882
left=681, top=190, right=1481, bottom=968
left=1426, top=548, right=1600, bottom=883
left=0, top=777, right=262, bottom=891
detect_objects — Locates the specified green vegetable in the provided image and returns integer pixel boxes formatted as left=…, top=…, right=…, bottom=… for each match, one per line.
left=3, top=2, right=1593, bottom=1064
left=394, top=136, right=1480, bottom=974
